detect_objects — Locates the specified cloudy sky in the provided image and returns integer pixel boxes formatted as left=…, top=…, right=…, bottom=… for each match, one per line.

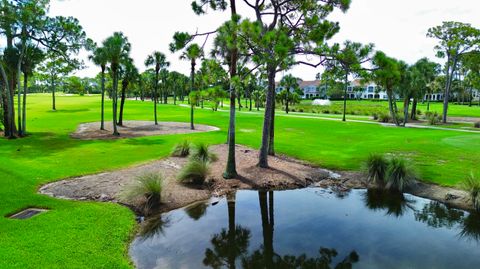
left=50, top=0, right=480, bottom=80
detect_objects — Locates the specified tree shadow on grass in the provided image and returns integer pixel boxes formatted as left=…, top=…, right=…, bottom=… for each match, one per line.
left=46, top=108, right=90, bottom=113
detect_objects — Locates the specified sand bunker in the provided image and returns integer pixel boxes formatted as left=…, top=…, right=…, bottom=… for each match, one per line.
left=70, top=121, right=219, bottom=140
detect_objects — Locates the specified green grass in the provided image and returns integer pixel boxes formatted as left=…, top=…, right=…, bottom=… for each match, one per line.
left=1, top=93, right=480, bottom=267
left=294, top=99, right=480, bottom=118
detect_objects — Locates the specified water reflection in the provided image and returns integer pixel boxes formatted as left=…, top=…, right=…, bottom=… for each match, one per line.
left=203, top=192, right=251, bottom=269
left=130, top=188, right=480, bottom=269
left=459, top=211, right=480, bottom=242
left=363, top=189, right=415, bottom=217
left=185, top=201, right=209, bottom=221
left=414, top=201, right=465, bottom=229
left=138, top=214, right=170, bottom=239
left=203, top=191, right=360, bottom=269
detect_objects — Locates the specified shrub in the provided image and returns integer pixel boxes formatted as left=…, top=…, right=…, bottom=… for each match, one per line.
left=190, top=142, right=218, bottom=162
left=178, top=159, right=210, bottom=185
left=171, top=140, right=191, bottom=157
left=416, top=109, right=422, bottom=116
left=290, top=108, right=296, bottom=112
left=378, top=113, right=391, bottom=123
left=322, top=109, right=330, bottom=114
left=122, top=173, right=163, bottom=215
left=372, top=113, right=379, bottom=121
left=474, top=122, right=480, bottom=128
left=298, top=109, right=304, bottom=113
left=460, top=173, right=480, bottom=211
left=365, top=154, right=388, bottom=187
left=386, top=157, right=416, bottom=192
left=426, top=112, right=441, bottom=125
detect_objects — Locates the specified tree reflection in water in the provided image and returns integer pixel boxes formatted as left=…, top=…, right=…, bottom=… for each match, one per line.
left=413, top=200, right=480, bottom=242
left=138, top=214, right=170, bottom=239
left=414, top=201, right=465, bottom=228
left=184, top=201, right=209, bottom=221
left=202, top=190, right=359, bottom=269
left=363, top=188, right=415, bottom=217
left=203, top=191, right=251, bottom=269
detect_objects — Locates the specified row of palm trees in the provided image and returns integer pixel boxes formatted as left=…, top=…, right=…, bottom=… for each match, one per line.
left=90, top=32, right=204, bottom=135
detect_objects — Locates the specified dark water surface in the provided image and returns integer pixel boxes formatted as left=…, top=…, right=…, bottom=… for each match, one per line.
left=129, top=188, right=480, bottom=269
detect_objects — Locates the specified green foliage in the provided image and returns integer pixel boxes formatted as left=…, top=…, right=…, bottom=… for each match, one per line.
left=460, top=173, right=480, bottom=211
left=122, top=173, right=163, bottom=215
left=171, top=140, right=191, bottom=157
left=474, top=122, right=480, bottom=128
left=365, top=154, right=388, bottom=187
left=386, top=157, right=416, bottom=192
left=178, top=159, right=210, bottom=185
left=378, top=113, right=391, bottom=123
left=190, top=142, right=218, bottom=162
left=425, top=111, right=441, bottom=125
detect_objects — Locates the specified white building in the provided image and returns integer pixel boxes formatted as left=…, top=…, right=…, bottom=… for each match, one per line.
left=347, top=80, right=389, bottom=100
left=275, top=80, right=327, bottom=99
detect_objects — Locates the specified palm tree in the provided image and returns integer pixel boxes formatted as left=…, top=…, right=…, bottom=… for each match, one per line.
left=180, top=44, right=203, bottom=130
left=279, top=75, right=299, bottom=114
left=145, top=51, right=169, bottom=125
left=89, top=45, right=108, bottom=130
left=118, top=58, right=138, bottom=126
left=20, top=43, right=44, bottom=136
left=102, top=32, right=131, bottom=136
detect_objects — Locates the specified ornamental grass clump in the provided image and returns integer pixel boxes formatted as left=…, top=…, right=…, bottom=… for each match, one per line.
left=365, top=153, right=389, bottom=187
left=460, top=173, right=480, bottom=211
left=378, top=113, right=391, bottom=123
left=386, top=157, right=416, bottom=192
left=190, top=142, right=217, bottom=162
left=178, top=159, right=210, bottom=185
left=123, top=173, right=163, bottom=215
left=425, top=111, right=441, bottom=125
left=171, top=140, right=191, bottom=157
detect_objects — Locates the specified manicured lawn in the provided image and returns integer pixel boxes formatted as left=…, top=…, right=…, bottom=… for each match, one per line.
left=1, top=94, right=479, bottom=267
left=294, top=99, right=480, bottom=118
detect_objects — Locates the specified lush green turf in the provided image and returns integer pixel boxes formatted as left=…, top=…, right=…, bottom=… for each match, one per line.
left=1, top=94, right=479, bottom=268
left=294, top=99, right=480, bottom=118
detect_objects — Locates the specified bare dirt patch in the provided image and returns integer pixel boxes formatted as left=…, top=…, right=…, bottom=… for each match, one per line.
left=70, top=121, right=219, bottom=140
left=39, top=144, right=353, bottom=213
left=39, top=144, right=475, bottom=213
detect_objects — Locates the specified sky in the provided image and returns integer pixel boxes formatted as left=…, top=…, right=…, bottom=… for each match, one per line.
left=49, top=0, right=480, bottom=80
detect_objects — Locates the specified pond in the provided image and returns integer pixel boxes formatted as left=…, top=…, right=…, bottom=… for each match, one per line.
left=130, top=188, right=480, bottom=269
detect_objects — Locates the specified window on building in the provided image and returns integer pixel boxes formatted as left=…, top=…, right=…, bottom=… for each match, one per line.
left=368, top=86, right=374, bottom=93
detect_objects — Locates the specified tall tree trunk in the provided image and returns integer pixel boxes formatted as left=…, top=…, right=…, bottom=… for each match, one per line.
left=224, top=0, right=238, bottom=179
left=427, top=93, right=431, bottom=112
left=442, top=56, right=457, bottom=123
left=268, top=97, right=275, bottom=156
left=190, top=60, right=196, bottom=130
left=403, top=97, right=410, bottom=127
left=118, top=80, right=127, bottom=126
left=285, top=90, right=289, bottom=114
left=51, top=75, right=56, bottom=111
left=17, top=66, right=22, bottom=136
left=387, top=90, right=399, bottom=126
left=100, top=68, right=106, bottom=130
left=0, top=64, right=14, bottom=138
left=154, top=70, right=159, bottom=125
left=112, top=69, right=119, bottom=136
left=258, top=67, right=276, bottom=167
left=342, top=73, right=348, bottom=121
left=22, top=73, right=27, bottom=135
left=237, top=93, right=242, bottom=111
left=410, top=98, right=417, bottom=120
left=469, top=87, right=473, bottom=107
